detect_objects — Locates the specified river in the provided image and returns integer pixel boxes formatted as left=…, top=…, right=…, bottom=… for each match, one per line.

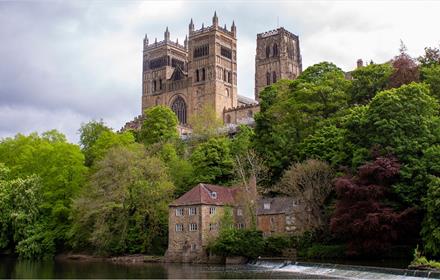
left=0, top=257, right=438, bottom=279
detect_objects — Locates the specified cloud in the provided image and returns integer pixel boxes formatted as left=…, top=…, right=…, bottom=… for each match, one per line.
left=0, top=1, right=439, bottom=143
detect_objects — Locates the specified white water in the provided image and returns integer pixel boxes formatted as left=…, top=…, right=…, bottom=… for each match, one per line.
left=251, top=260, right=437, bottom=279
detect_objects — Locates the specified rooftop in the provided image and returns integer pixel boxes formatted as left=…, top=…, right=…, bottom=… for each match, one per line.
left=170, top=183, right=238, bottom=207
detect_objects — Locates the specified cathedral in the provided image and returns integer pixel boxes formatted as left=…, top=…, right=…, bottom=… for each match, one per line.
left=123, top=13, right=302, bottom=131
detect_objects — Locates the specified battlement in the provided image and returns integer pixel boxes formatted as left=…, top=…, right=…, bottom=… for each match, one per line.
left=144, top=39, right=187, bottom=52
left=190, top=24, right=235, bottom=38
left=257, top=27, right=298, bottom=40
left=223, top=103, right=259, bottom=113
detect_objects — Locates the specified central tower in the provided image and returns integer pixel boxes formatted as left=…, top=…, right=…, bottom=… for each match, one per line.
left=188, top=13, right=238, bottom=119
left=254, top=27, right=302, bottom=101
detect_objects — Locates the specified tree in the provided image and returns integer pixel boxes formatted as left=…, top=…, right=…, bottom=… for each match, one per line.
left=78, top=120, right=111, bottom=166
left=190, top=137, right=234, bottom=185
left=189, top=104, right=223, bottom=140
left=421, top=176, right=440, bottom=258
left=330, top=157, right=419, bottom=256
left=418, top=46, right=440, bottom=68
left=388, top=42, right=419, bottom=88
left=420, top=65, right=440, bottom=101
left=88, top=130, right=135, bottom=165
left=139, top=106, right=178, bottom=146
left=69, top=144, right=174, bottom=255
left=349, top=63, right=393, bottom=104
left=274, top=159, right=334, bottom=230
left=0, top=131, right=87, bottom=256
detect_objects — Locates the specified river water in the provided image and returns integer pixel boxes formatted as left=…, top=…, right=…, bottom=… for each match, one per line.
left=0, top=257, right=435, bottom=279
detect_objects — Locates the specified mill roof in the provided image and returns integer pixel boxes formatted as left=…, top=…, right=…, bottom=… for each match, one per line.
left=169, top=183, right=238, bottom=207
left=256, top=196, right=297, bottom=215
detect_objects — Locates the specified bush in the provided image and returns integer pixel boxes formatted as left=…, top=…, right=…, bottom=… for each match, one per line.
left=301, top=244, right=347, bottom=259
left=264, top=235, right=291, bottom=256
left=208, top=229, right=265, bottom=259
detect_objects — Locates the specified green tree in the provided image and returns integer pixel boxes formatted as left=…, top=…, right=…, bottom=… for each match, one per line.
left=69, top=144, right=174, bottom=254
left=189, top=104, right=223, bottom=140
left=349, top=63, right=393, bottom=105
left=139, top=106, right=178, bottom=145
left=421, top=176, right=440, bottom=258
left=190, top=137, right=234, bottom=185
left=78, top=120, right=112, bottom=166
left=420, top=65, right=440, bottom=101
left=88, top=130, right=135, bottom=165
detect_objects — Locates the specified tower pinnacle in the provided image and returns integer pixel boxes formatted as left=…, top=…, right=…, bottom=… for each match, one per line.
left=164, top=26, right=170, bottom=41
left=213, top=11, right=218, bottom=27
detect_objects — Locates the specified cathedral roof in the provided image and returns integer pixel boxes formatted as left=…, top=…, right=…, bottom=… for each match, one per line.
left=170, top=183, right=238, bottom=207
left=237, top=95, right=258, bottom=105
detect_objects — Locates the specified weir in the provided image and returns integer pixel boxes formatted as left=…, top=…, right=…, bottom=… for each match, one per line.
left=249, top=260, right=440, bottom=279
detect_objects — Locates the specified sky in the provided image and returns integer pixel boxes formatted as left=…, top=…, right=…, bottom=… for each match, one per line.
left=1, top=0, right=439, bottom=143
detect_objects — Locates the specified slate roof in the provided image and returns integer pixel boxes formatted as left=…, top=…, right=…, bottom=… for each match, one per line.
left=256, top=196, right=297, bottom=215
left=169, top=183, right=238, bottom=207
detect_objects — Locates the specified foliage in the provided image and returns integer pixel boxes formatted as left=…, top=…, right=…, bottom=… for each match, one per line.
left=330, top=157, right=419, bottom=256
left=190, top=137, right=234, bottom=185
left=140, top=106, right=178, bottom=146
left=69, top=144, right=174, bottom=255
left=420, top=65, right=440, bottom=101
left=78, top=120, right=112, bottom=166
left=421, top=176, right=440, bottom=258
left=189, top=104, right=223, bottom=140
left=0, top=131, right=87, bottom=257
left=254, top=62, right=350, bottom=180
left=388, top=43, right=419, bottom=88
left=349, top=63, right=393, bottom=105
left=418, top=46, right=440, bottom=68
left=263, top=235, right=291, bottom=256
left=230, top=125, right=254, bottom=157
left=411, top=246, right=440, bottom=269
left=274, top=160, right=334, bottom=230
left=88, top=130, right=135, bottom=166
left=208, top=228, right=265, bottom=259
left=301, top=244, right=346, bottom=259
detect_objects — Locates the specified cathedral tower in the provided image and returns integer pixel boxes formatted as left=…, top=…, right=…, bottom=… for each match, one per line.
left=254, top=27, right=302, bottom=101
left=187, top=13, right=238, bottom=119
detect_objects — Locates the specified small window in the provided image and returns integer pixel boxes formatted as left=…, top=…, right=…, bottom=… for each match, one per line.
left=209, top=223, right=218, bottom=231
left=211, top=192, right=217, bottom=199
left=266, top=46, right=270, bottom=58
left=153, top=80, right=157, bottom=91
left=266, top=72, right=271, bottom=85
left=237, top=223, right=245, bottom=229
left=189, top=223, right=198, bottom=231
left=175, top=224, right=183, bottom=232
left=202, top=68, right=206, bottom=81
left=273, top=43, right=278, bottom=57
left=237, top=208, right=243, bottom=216
left=209, top=207, right=216, bottom=215
left=264, top=202, right=271, bottom=210
left=228, top=72, right=232, bottom=83
left=273, top=71, right=277, bottom=83
left=191, top=244, right=197, bottom=251
left=189, top=207, right=197, bottom=216
left=159, top=79, right=162, bottom=90
left=223, top=69, right=227, bottom=82
left=226, top=88, right=230, bottom=97
left=247, top=110, right=253, bottom=118
left=176, top=208, right=184, bottom=216
left=225, top=114, right=231, bottom=124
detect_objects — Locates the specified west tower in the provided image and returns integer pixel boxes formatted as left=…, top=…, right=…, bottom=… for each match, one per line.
left=254, top=27, right=302, bottom=101
left=188, top=13, right=238, bottom=119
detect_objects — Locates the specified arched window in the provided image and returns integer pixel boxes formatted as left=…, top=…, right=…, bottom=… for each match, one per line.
left=171, top=96, right=187, bottom=125
left=226, top=88, right=230, bottom=97
left=195, top=69, right=200, bottom=82
left=159, top=79, right=162, bottom=90
left=224, top=69, right=227, bottom=81
left=228, top=72, right=232, bottom=83
left=225, top=114, right=231, bottom=124
left=266, top=72, right=271, bottom=85
left=153, top=80, right=157, bottom=91
left=273, top=43, right=278, bottom=57
left=273, top=71, right=277, bottom=83
left=266, top=46, right=270, bottom=58
left=202, top=68, right=206, bottom=81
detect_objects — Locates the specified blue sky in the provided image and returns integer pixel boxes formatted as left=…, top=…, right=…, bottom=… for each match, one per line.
left=1, top=0, right=439, bottom=143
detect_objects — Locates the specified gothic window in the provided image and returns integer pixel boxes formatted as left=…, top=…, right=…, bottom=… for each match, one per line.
left=194, top=44, right=209, bottom=58
left=266, top=72, right=271, bottom=85
left=273, top=43, right=278, bottom=57
left=228, top=72, right=232, bottom=83
left=202, top=68, right=206, bottom=81
left=171, top=96, right=187, bottom=125
left=221, top=46, right=232, bottom=59
left=223, top=69, right=227, bottom=82
left=195, top=69, right=200, bottom=82
left=159, top=79, right=162, bottom=90
left=273, top=71, right=277, bottom=83
left=266, top=46, right=270, bottom=58
left=153, top=80, right=157, bottom=91
left=226, top=88, right=230, bottom=97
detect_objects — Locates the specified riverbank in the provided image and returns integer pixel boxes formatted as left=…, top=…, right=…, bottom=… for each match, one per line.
left=55, top=253, right=164, bottom=264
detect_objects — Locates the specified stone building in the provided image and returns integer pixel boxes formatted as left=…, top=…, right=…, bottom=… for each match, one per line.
left=122, top=14, right=302, bottom=132
left=165, top=183, right=246, bottom=263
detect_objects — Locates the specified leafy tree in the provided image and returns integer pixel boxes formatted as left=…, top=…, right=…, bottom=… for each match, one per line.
left=78, top=120, right=111, bottom=166
left=420, top=65, right=440, bottom=101
left=88, top=130, right=135, bottom=165
left=139, top=106, right=178, bottom=145
left=0, top=131, right=87, bottom=256
left=418, top=46, right=440, bottom=68
left=330, top=157, right=419, bottom=256
left=421, top=176, right=440, bottom=258
left=69, top=144, right=174, bottom=255
left=349, top=63, right=393, bottom=104
left=189, top=104, right=223, bottom=140
left=274, top=160, right=334, bottom=231
left=388, top=43, right=419, bottom=88
left=190, top=137, right=234, bottom=185
left=208, top=228, right=265, bottom=259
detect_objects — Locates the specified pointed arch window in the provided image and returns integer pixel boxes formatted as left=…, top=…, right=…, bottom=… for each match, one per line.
left=195, top=69, right=200, bottom=82
left=266, top=72, right=271, bottom=85
left=202, top=68, right=206, bottom=81
left=266, top=46, right=270, bottom=58
left=171, top=96, right=187, bottom=125
left=273, top=43, right=278, bottom=57
left=273, top=71, right=277, bottom=83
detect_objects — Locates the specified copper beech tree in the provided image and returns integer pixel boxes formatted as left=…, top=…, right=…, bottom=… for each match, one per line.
left=330, top=156, right=419, bottom=256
